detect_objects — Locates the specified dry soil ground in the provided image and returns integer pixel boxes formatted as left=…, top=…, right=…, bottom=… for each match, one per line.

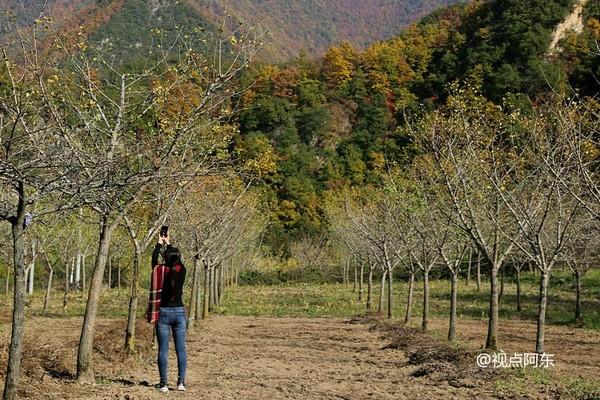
left=0, top=315, right=599, bottom=399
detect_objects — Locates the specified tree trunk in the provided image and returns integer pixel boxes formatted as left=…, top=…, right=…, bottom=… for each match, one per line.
left=213, top=265, right=220, bottom=308
left=75, top=251, right=82, bottom=291
left=75, top=209, right=82, bottom=289
left=466, top=248, right=472, bottom=286
left=218, top=264, right=224, bottom=303
left=27, top=259, right=34, bottom=295
left=42, top=254, right=54, bottom=316
left=485, top=265, right=499, bottom=350
left=387, top=266, right=393, bottom=319
left=77, top=215, right=117, bottom=383
left=448, top=272, right=458, bottom=341
left=75, top=252, right=81, bottom=290
left=125, top=249, right=142, bottom=354
left=4, top=263, right=9, bottom=295
left=3, top=189, right=27, bottom=400
left=378, top=269, right=387, bottom=314
left=535, top=269, right=550, bottom=354
left=208, top=264, right=214, bottom=312
left=366, top=267, right=373, bottom=312
left=516, top=268, right=522, bottom=312
left=188, top=258, right=200, bottom=328
left=345, top=260, right=350, bottom=286
left=499, top=263, right=505, bottom=304
left=476, top=256, right=481, bottom=292
left=422, top=270, right=430, bottom=331
left=63, top=259, right=70, bottom=311
left=27, top=240, right=35, bottom=295
left=213, top=266, right=218, bottom=306
left=107, top=257, right=112, bottom=290
left=358, top=263, right=364, bottom=301
left=575, top=270, right=582, bottom=327
left=82, top=254, right=86, bottom=293
left=404, top=270, right=414, bottom=325
left=353, top=262, right=357, bottom=293
left=195, top=260, right=202, bottom=320
left=202, top=260, right=210, bottom=319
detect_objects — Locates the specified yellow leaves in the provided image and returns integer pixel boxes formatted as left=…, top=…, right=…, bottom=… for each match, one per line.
left=476, top=27, right=491, bottom=41
left=277, top=200, right=301, bottom=225
left=322, top=43, right=356, bottom=87
left=587, top=18, right=600, bottom=40
left=368, top=151, right=386, bottom=172
left=240, top=89, right=256, bottom=108
left=581, top=139, right=599, bottom=161
left=244, top=147, right=279, bottom=176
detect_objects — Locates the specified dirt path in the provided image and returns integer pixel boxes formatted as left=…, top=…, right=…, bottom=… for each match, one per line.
left=4, top=315, right=599, bottom=399
left=174, top=316, right=490, bottom=400
left=6, top=316, right=498, bottom=400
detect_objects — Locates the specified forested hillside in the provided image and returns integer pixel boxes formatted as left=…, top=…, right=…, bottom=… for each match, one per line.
left=1, top=1, right=600, bottom=399
left=232, top=0, right=600, bottom=252
left=0, top=0, right=463, bottom=61
left=189, top=0, right=463, bottom=60
left=2, top=0, right=596, bottom=253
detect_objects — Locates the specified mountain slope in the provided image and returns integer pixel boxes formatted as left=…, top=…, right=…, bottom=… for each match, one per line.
left=0, top=0, right=464, bottom=61
left=188, top=0, right=464, bottom=61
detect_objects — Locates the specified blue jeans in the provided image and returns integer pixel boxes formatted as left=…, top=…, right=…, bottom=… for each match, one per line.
left=156, top=307, right=187, bottom=386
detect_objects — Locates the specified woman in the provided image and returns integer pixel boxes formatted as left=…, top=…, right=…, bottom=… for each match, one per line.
left=152, top=232, right=187, bottom=392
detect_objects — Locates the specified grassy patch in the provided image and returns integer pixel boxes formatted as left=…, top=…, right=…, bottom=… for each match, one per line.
left=219, top=283, right=365, bottom=317
left=218, top=270, right=600, bottom=331
left=3, top=269, right=598, bottom=331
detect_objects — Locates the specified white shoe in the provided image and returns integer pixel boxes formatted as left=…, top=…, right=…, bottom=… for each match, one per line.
left=158, top=385, right=169, bottom=393
left=177, top=383, right=186, bottom=391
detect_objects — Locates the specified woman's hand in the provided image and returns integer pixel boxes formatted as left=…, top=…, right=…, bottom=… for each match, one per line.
left=158, top=233, right=170, bottom=245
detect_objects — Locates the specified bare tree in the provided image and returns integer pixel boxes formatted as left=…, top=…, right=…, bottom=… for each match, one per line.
left=41, top=22, right=263, bottom=381
left=384, top=175, right=441, bottom=331
left=563, top=214, right=598, bottom=327
left=121, top=182, right=186, bottom=353
left=173, top=179, right=264, bottom=322
left=343, top=189, right=397, bottom=318
left=487, top=105, right=584, bottom=353
left=289, top=234, right=330, bottom=277
left=326, top=195, right=378, bottom=312
left=414, top=92, right=517, bottom=349
left=0, top=16, right=109, bottom=398
left=507, top=253, right=529, bottom=312
left=542, top=99, right=599, bottom=222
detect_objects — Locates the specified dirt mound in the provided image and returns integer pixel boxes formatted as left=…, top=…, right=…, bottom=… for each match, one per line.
left=364, top=317, right=502, bottom=389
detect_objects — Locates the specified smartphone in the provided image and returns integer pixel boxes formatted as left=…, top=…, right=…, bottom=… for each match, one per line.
left=160, top=225, right=169, bottom=238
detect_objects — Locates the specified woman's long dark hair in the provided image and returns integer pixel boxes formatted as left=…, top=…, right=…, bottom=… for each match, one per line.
left=165, top=247, right=182, bottom=267
left=164, top=247, right=184, bottom=301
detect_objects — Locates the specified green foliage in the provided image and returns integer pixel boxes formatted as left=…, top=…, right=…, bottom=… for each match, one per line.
left=89, top=0, right=214, bottom=64
left=233, top=0, right=600, bottom=253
